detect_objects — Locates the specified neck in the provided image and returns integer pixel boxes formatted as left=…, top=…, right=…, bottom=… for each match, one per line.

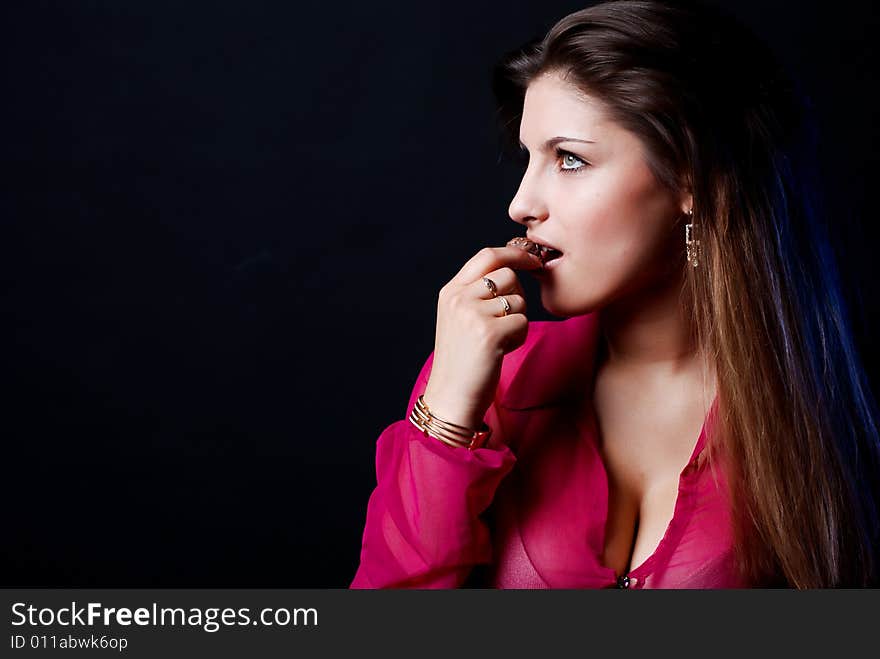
left=598, top=268, right=697, bottom=374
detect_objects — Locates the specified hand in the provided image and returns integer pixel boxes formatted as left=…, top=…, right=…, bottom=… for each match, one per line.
left=421, top=244, right=544, bottom=430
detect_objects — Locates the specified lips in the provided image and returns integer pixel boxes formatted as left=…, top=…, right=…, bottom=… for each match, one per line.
left=507, top=236, right=564, bottom=265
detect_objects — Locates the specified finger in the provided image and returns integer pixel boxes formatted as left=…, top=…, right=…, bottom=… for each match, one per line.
left=472, top=269, right=528, bottom=303
left=450, top=246, right=543, bottom=288
left=472, top=267, right=518, bottom=299
left=494, top=312, right=530, bottom=352
left=508, top=278, right=527, bottom=301
left=482, top=293, right=526, bottom=318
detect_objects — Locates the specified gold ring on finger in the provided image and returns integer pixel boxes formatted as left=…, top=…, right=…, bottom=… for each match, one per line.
left=499, top=296, right=510, bottom=316
left=482, top=276, right=498, bottom=298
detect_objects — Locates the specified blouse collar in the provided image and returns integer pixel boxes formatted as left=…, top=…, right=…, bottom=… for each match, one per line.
left=499, top=312, right=603, bottom=411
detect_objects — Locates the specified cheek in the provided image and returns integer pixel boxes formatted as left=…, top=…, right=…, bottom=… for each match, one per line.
left=565, top=175, right=674, bottom=268
left=560, top=180, right=617, bottom=240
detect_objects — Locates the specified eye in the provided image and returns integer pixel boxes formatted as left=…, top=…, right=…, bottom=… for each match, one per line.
left=556, top=148, right=587, bottom=174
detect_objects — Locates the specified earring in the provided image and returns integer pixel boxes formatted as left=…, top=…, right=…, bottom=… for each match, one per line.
left=685, top=208, right=700, bottom=268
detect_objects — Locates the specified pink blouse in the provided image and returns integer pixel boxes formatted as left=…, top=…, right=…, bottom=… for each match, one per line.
left=350, top=312, right=746, bottom=589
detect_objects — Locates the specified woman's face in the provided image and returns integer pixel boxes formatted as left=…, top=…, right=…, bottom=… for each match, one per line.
left=510, top=70, right=689, bottom=318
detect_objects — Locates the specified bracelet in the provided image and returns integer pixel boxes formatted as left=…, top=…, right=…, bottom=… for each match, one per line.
left=408, top=394, right=492, bottom=450
left=409, top=395, right=492, bottom=450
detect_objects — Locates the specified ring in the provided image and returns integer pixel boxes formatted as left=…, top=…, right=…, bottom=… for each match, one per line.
left=482, top=276, right=498, bottom=298
left=499, top=296, right=510, bottom=316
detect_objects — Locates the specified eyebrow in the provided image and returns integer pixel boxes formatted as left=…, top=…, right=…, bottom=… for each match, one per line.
left=518, top=136, right=596, bottom=152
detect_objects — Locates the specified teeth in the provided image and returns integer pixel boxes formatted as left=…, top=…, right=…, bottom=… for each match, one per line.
left=507, top=237, right=546, bottom=262
left=506, top=237, right=560, bottom=265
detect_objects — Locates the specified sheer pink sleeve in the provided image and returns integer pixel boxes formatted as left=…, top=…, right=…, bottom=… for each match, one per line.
left=350, top=351, right=517, bottom=588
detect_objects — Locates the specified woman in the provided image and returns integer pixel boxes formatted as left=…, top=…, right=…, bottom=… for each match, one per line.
left=351, top=0, right=880, bottom=588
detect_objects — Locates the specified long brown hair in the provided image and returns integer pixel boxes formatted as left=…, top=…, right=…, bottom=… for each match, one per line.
left=492, top=0, right=880, bottom=587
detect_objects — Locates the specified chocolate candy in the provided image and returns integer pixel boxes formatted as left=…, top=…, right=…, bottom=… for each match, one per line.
left=506, top=236, right=552, bottom=265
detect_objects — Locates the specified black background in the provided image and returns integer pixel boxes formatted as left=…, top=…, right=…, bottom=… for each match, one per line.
left=3, top=0, right=878, bottom=586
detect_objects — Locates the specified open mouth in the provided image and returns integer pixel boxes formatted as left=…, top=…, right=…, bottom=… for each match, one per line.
left=540, top=246, right=564, bottom=264
left=507, top=236, right=564, bottom=266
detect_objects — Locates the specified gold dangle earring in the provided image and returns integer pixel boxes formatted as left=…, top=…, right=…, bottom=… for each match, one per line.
left=685, top=208, right=700, bottom=268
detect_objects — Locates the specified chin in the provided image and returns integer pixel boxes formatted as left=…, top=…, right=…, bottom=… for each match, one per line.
left=539, top=290, right=599, bottom=319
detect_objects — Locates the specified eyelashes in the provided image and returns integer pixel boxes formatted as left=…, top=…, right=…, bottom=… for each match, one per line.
left=515, top=147, right=589, bottom=175
left=556, top=148, right=588, bottom=174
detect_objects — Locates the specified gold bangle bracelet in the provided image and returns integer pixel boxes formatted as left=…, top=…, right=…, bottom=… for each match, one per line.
left=415, top=395, right=478, bottom=432
left=414, top=395, right=490, bottom=442
left=411, top=403, right=475, bottom=440
left=409, top=410, right=483, bottom=449
left=414, top=412, right=475, bottom=445
left=408, top=395, right=492, bottom=450
left=409, top=412, right=473, bottom=449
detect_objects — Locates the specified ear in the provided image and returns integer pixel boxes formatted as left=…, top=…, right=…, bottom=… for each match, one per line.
left=679, top=192, right=693, bottom=215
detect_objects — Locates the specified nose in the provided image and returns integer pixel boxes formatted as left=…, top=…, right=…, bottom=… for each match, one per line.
left=508, top=166, right=548, bottom=228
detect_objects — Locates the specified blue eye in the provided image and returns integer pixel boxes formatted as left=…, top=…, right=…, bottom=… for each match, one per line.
left=514, top=146, right=588, bottom=173
left=556, top=148, right=587, bottom=173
